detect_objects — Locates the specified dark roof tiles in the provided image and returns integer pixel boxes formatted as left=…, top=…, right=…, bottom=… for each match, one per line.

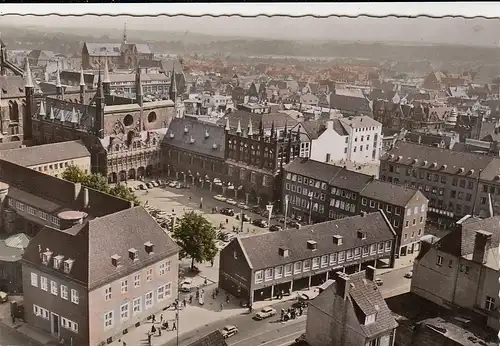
left=360, top=180, right=424, bottom=206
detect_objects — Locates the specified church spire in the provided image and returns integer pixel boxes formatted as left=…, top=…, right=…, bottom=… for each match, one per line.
left=103, top=59, right=111, bottom=95
left=247, top=118, right=253, bottom=137
left=39, top=100, right=46, bottom=117
left=123, top=22, right=128, bottom=44
left=169, top=65, right=177, bottom=102
left=236, top=119, right=242, bottom=135
left=135, top=66, right=143, bottom=106
left=79, top=68, right=86, bottom=104
left=25, top=59, right=33, bottom=88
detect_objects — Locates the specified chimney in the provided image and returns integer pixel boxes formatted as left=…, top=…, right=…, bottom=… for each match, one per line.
left=83, top=187, right=89, bottom=208
left=335, top=272, right=350, bottom=300
left=111, top=254, right=121, bottom=267
left=472, top=230, right=493, bottom=264
left=128, top=248, right=139, bottom=261
left=278, top=247, right=289, bottom=258
left=307, top=240, right=318, bottom=250
left=144, top=241, right=154, bottom=254
left=333, top=235, right=343, bottom=245
left=357, top=230, right=366, bottom=240
left=365, top=265, right=376, bottom=281
left=326, top=120, right=334, bottom=130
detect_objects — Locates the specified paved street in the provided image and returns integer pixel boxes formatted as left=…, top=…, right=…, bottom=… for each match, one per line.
left=0, top=323, right=43, bottom=346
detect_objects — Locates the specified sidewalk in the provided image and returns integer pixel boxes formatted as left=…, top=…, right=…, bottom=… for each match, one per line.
left=377, top=253, right=417, bottom=276
left=110, top=286, right=318, bottom=346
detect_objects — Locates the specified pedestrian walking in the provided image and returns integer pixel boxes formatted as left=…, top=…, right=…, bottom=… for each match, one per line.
left=210, top=259, right=214, bottom=267
left=160, top=314, right=163, bottom=322
left=183, top=298, right=187, bottom=307
left=148, top=333, right=152, bottom=345
left=152, top=314, right=156, bottom=323
left=158, top=327, right=162, bottom=336
left=165, top=321, right=169, bottom=330
left=151, top=325, right=156, bottom=333
left=11, top=313, right=15, bottom=324
left=123, top=342, right=127, bottom=346
left=172, top=321, right=177, bottom=330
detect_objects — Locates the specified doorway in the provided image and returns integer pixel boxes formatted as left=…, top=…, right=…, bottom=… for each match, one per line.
left=51, top=313, right=59, bottom=336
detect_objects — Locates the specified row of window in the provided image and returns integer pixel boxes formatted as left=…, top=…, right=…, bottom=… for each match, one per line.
left=9, top=198, right=60, bottom=226
left=286, top=183, right=326, bottom=201
left=31, top=273, right=79, bottom=304
left=32, top=160, right=73, bottom=173
left=254, top=241, right=392, bottom=284
left=104, top=283, right=172, bottom=330
left=33, top=305, right=78, bottom=333
left=286, top=173, right=328, bottom=191
left=106, top=260, right=171, bottom=300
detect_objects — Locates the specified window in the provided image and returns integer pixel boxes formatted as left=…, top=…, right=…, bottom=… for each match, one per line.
left=385, top=241, right=392, bottom=251
left=157, top=284, right=168, bottom=301
left=50, top=280, right=58, bottom=295
left=61, top=317, right=78, bottom=333
left=27, top=206, right=36, bottom=215
left=294, top=262, right=302, bottom=274
left=362, top=198, right=367, bottom=206
left=159, top=262, right=166, bottom=276
left=303, top=259, right=311, bottom=271
left=354, top=247, right=361, bottom=258
left=284, top=264, right=292, bottom=276
left=145, top=291, right=153, bottom=310
left=104, top=285, right=112, bottom=301
left=60, top=285, right=68, bottom=300
left=363, top=246, right=369, bottom=256
left=121, top=279, right=128, bottom=293
left=338, top=251, right=345, bottom=263
left=146, top=268, right=153, bottom=282
left=104, top=311, right=114, bottom=329
left=70, top=289, right=79, bottom=304
left=40, top=276, right=48, bottom=291
left=321, top=255, right=328, bottom=267
left=274, top=266, right=283, bottom=279
left=31, top=273, right=38, bottom=287
left=33, top=305, right=50, bottom=320
left=327, top=253, right=337, bottom=265
left=133, top=297, right=142, bottom=315
left=346, top=250, right=353, bottom=260
left=436, top=255, right=443, bottom=266
left=460, top=264, right=470, bottom=274
left=255, top=270, right=263, bottom=284
left=16, top=202, right=24, bottom=211
left=134, top=273, right=141, bottom=288
left=264, top=268, right=273, bottom=281
left=485, top=296, right=495, bottom=311
left=370, top=244, right=377, bottom=254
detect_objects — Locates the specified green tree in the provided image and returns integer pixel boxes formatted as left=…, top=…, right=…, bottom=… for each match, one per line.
left=173, top=211, right=218, bottom=270
left=109, top=184, right=141, bottom=206
left=84, top=173, right=110, bottom=193
left=61, top=165, right=88, bottom=184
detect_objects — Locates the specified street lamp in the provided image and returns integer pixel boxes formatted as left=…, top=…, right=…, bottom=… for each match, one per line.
left=284, top=195, right=289, bottom=229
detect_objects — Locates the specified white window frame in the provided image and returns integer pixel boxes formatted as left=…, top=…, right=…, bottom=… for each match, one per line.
left=158, top=262, right=166, bottom=276
left=60, top=285, right=68, bottom=300
left=338, top=251, right=345, bottom=263
left=312, top=257, right=320, bottom=269
left=50, top=280, right=58, bottom=296
left=321, top=255, right=328, bottom=267
left=436, top=255, right=443, bottom=266
left=255, top=270, right=263, bottom=284
left=329, top=253, right=337, bottom=265
left=133, top=297, right=142, bottom=315
left=146, top=268, right=153, bottom=282
left=104, top=311, right=114, bottom=329
left=294, top=261, right=302, bottom=274
left=274, top=266, right=283, bottom=279
left=284, top=264, right=292, bottom=277
left=104, top=285, right=112, bottom=301
left=134, top=273, right=141, bottom=288
left=486, top=296, right=496, bottom=311
left=121, top=279, right=128, bottom=293
left=31, top=273, right=38, bottom=287
left=120, top=302, right=130, bottom=321
left=385, top=241, right=392, bottom=252
left=370, top=244, right=377, bottom=255
left=145, top=291, right=153, bottom=310
left=40, top=276, right=48, bottom=291
left=71, top=289, right=79, bottom=305
left=303, top=259, right=311, bottom=272
left=264, top=268, right=273, bottom=281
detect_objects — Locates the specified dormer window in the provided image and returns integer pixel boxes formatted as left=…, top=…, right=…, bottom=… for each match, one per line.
left=111, top=254, right=121, bottom=267
left=63, top=259, right=74, bottom=274
left=128, top=248, right=139, bottom=261
left=212, top=142, right=218, bottom=150
left=53, top=255, right=64, bottom=269
left=205, top=130, right=210, bottom=138
left=365, top=313, right=376, bottom=325
left=144, top=241, right=154, bottom=254
left=169, top=131, right=174, bottom=138
left=189, top=136, right=195, bottom=144
left=42, top=250, right=53, bottom=265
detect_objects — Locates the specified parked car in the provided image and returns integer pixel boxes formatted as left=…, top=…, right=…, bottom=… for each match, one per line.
left=175, top=183, right=182, bottom=189
left=221, top=325, right=238, bottom=339
left=214, top=194, right=227, bottom=202
left=150, top=181, right=158, bottom=187
left=226, top=198, right=237, bottom=205
left=269, top=224, right=282, bottom=232
left=235, top=213, right=251, bottom=222
left=375, top=278, right=384, bottom=286
left=237, top=202, right=250, bottom=210
left=250, top=205, right=261, bottom=213
left=252, top=219, right=268, bottom=228
left=404, top=270, right=413, bottom=279
left=289, top=221, right=302, bottom=229
left=146, top=183, right=153, bottom=189
left=138, top=184, right=146, bottom=190
left=168, top=181, right=177, bottom=188
left=180, top=278, right=193, bottom=292
left=128, top=187, right=134, bottom=193
left=254, top=306, right=277, bottom=320
left=0, top=291, right=8, bottom=303
left=221, top=208, right=235, bottom=217
left=157, top=180, right=165, bottom=186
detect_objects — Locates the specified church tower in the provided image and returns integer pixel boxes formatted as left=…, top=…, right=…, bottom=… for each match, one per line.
left=122, top=22, right=128, bottom=45
left=95, top=70, right=105, bottom=139
left=24, top=59, right=34, bottom=140
left=169, top=66, right=177, bottom=102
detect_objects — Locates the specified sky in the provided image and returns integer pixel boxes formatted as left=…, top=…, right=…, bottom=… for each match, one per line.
left=0, top=3, right=499, bottom=46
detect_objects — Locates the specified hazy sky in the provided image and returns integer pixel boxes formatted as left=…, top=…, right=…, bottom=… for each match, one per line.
left=0, top=3, right=499, bottom=46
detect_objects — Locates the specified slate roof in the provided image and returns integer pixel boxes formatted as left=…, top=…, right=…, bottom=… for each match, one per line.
left=0, top=140, right=90, bottom=167
left=360, top=180, right=424, bottom=206
left=186, top=331, right=228, bottom=346
left=27, top=50, right=55, bottom=62
left=299, top=120, right=327, bottom=140
left=329, top=92, right=372, bottom=114
left=339, top=115, right=380, bottom=130
left=238, top=211, right=394, bottom=269
left=284, top=158, right=343, bottom=183
left=382, top=142, right=493, bottom=179
left=84, top=43, right=122, bottom=57
left=163, top=117, right=226, bottom=159
left=436, top=215, right=500, bottom=258
left=0, top=76, right=25, bottom=98
left=329, top=169, right=374, bottom=193
left=216, top=110, right=298, bottom=132
left=21, top=207, right=180, bottom=290
left=310, top=270, right=398, bottom=339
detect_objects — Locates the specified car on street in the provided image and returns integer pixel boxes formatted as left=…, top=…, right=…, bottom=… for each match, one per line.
left=235, top=213, right=251, bottom=222
left=146, top=183, right=153, bottom=189
left=254, top=306, right=277, bottom=320
left=289, top=221, right=302, bottom=229
left=175, top=183, right=182, bottom=189
left=220, top=208, right=235, bottom=217
left=221, top=325, right=238, bottom=339
left=150, top=181, right=158, bottom=187
left=375, top=278, right=384, bottom=286
left=252, top=219, right=268, bottom=228
left=226, top=198, right=237, bottom=205
left=214, top=194, right=227, bottom=202
left=168, top=181, right=177, bottom=188
left=138, top=184, right=146, bottom=190
left=128, top=187, right=134, bottom=193
left=157, top=180, right=165, bottom=186
left=250, top=205, right=261, bottom=214
left=404, top=270, right=413, bottom=279
left=237, top=202, right=250, bottom=210
left=180, top=278, right=193, bottom=292
left=269, top=224, right=283, bottom=232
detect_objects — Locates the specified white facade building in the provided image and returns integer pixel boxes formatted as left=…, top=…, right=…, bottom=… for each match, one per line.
left=294, top=115, right=382, bottom=165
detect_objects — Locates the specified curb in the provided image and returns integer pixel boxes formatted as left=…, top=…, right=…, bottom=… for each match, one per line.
left=0, top=318, right=47, bottom=346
